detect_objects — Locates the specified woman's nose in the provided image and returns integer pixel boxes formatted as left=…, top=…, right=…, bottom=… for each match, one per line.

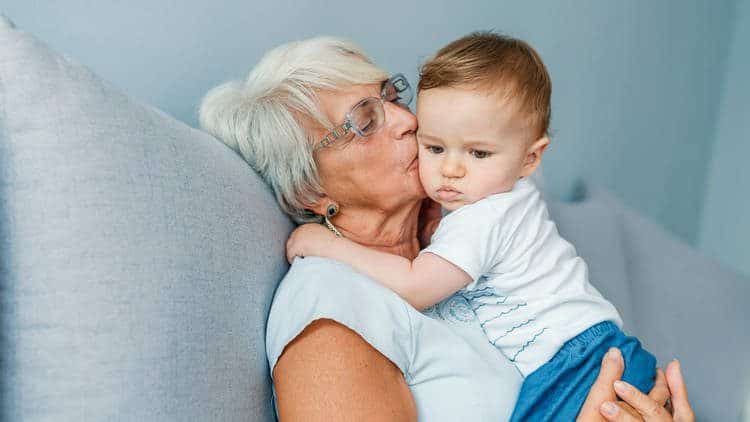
left=441, top=156, right=465, bottom=178
left=385, top=101, right=417, bottom=141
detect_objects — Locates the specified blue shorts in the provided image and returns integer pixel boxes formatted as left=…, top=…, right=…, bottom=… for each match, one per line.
left=509, top=321, right=656, bottom=422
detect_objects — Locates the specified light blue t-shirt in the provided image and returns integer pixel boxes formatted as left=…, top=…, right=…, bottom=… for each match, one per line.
left=266, top=257, right=523, bottom=421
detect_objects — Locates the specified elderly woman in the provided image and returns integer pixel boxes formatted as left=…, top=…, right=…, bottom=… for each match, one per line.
left=199, top=37, right=693, bottom=421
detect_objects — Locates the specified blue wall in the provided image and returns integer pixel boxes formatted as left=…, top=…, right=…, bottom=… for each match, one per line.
left=1, top=1, right=739, bottom=250
left=700, top=0, right=750, bottom=277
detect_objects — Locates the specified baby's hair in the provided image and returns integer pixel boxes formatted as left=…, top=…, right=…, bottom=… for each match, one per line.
left=419, top=31, right=551, bottom=140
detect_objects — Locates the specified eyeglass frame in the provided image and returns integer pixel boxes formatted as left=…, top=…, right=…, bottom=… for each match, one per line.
left=312, top=73, right=413, bottom=152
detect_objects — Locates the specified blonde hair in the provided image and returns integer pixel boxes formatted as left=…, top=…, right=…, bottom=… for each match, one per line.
left=419, top=31, right=551, bottom=140
left=199, top=36, right=388, bottom=223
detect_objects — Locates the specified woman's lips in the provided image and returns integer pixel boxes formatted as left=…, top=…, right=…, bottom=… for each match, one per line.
left=436, top=188, right=461, bottom=201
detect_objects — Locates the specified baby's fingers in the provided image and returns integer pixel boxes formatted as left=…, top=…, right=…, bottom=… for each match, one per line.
left=285, top=236, right=301, bottom=264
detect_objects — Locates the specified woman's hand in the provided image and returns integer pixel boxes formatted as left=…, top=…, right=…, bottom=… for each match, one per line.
left=577, top=348, right=695, bottom=421
left=578, top=347, right=630, bottom=421
left=286, top=223, right=338, bottom=263
left=599, top=359, right=694, bottom=421
left=418, top=198, right=442, bottom=248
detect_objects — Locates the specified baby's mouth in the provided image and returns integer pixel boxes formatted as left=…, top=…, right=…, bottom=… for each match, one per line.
left=436, top=187, right=461, bottom=201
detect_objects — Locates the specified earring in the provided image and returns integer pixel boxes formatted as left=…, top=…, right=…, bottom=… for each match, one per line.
left=323, top=202, right=342, bottom=238
left=326, top=203, right=339, bottom=218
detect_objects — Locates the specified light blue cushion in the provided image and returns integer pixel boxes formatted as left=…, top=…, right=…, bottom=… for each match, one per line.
left=0, top=14, right=291, bottom=421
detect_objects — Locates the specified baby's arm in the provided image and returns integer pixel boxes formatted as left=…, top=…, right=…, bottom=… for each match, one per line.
left=286, top=223, right=472, bottom=310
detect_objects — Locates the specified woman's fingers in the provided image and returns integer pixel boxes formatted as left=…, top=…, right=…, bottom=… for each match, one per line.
left=579, top=347, right=624, bottom=420
left=600, top=401, right=642, bottom=421
left=613, top=379, right=670, bottom=419
left=599, top=369, right=672, bottom=421
left=665, top=360, right=695, bottom=422
left=599, top=360, right=696, bottom=422
left=647, top=368, right=670, bottom=407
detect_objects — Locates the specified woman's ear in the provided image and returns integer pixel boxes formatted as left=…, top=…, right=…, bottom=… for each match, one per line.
left=520, top=136, right=550, bottom=177
left=303, top=194, right=332, bottom=217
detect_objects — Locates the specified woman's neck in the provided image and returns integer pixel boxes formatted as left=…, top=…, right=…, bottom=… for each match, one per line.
left=330, top=200, right=422, bottom=260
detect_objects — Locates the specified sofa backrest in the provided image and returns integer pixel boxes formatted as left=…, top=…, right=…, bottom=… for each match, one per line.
left=0, top=15, right=291, bottom=421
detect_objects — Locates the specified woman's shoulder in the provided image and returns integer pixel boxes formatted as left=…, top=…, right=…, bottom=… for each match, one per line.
left=265, top=256, right=415, bottom=374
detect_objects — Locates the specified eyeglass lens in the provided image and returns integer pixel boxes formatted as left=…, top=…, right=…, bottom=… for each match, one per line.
left=350, top=98, right=385, bottom=137
left=341, top=74, right=413, bottom=138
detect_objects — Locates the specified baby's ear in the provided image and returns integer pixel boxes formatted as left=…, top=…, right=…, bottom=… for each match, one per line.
left=520, top=136, right=550, bottom=177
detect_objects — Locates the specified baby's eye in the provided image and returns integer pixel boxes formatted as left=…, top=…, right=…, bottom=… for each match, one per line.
left=471, top=150, right=492, bottom=159
left=426, top=145, right=444, bottom=154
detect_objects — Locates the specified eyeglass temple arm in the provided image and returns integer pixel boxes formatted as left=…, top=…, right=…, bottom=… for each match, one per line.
left=313, top=121, right=353, bottom=151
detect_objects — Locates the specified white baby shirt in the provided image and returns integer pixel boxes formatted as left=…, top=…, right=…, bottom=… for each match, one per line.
left=422, top=177, right=622, bottom=376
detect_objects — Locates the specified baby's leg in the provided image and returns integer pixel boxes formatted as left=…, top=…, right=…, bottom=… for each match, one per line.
left=509, top=321, right=656, bottom=421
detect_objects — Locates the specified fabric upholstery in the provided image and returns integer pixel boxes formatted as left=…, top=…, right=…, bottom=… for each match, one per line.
left=0, top=14, right=292, bottom=421
left=590, top=186, right=750, bottom=421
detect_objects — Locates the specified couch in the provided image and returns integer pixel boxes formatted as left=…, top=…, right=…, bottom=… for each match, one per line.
left=1, top=14, right=748, bottom=421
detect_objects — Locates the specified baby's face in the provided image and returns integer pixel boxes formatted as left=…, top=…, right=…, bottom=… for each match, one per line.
left=416, top=86, right=533, bottom=211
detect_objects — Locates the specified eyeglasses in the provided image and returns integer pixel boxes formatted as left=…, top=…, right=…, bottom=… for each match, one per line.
left=313, top=73, right=413, bottom=152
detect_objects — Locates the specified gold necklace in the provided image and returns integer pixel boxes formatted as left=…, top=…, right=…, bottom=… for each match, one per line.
left=323, top=215, right=343, bottom=238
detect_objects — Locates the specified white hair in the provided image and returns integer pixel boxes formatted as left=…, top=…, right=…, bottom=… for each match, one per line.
left=199, top=36, right=389, bottom=223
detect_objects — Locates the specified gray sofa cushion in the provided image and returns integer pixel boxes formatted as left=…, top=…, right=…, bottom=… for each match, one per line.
left=552, top=186, right=750, bottom=419
left=0, top=15, right=290, bottom=421
left=589, top=186, right=750, bottom=421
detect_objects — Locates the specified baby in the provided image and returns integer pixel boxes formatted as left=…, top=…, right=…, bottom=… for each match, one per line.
left=287, top=32, right=656, bottom=420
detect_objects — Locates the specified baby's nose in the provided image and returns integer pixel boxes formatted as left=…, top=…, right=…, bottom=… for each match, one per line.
left=440, top=158, right=465, bottom=178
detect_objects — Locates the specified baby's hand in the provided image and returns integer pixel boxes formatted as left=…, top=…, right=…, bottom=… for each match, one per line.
left=286, top=223, right=337, bottom=264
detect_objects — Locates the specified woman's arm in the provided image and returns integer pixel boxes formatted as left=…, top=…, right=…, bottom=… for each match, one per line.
left=273, top=319, right=417, bottom=421
left=286, top=224, right=471, bottom=310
